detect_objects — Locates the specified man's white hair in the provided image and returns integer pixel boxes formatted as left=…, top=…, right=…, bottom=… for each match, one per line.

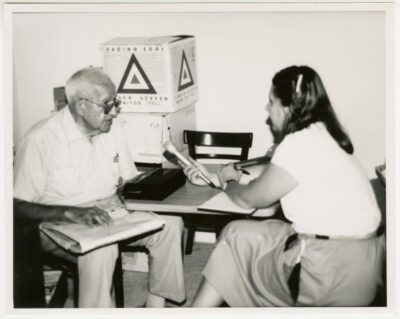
left=65, top=67, right=115, bottom=107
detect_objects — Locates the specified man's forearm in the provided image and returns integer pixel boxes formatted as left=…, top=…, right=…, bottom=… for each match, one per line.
left=14, top=198, right=69, bottom=223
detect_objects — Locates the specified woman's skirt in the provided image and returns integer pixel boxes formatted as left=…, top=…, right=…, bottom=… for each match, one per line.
left=202, top=219, right=385, bottom=307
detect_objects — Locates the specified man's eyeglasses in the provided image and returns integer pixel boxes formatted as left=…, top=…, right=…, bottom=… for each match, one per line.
left=80, top=97, right=121, bottom=114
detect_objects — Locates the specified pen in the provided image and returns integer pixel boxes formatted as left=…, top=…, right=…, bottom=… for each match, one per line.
left=232, top=166, right=250, bottom=175
left=239, top=169, right=250, bottom=175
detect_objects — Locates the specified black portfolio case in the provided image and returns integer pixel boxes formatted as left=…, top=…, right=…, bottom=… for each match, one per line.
left=122, top=168, right=186, bottom=200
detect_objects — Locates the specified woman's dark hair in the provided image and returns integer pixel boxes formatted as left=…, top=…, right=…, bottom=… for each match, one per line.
left=272, top=65, right=354, bottom=154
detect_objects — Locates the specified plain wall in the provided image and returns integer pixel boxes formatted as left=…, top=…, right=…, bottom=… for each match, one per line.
left=12, top=10, right=385, bottom=177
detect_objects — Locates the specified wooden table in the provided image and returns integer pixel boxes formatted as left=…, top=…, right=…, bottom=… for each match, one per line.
left=124, top=181, right=221, bottom=214
left=125, top=181, right=247, bottom=254
left=124, top=164, right=277, bottom=254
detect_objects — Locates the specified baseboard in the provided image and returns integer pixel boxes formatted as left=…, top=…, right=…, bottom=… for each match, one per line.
left=194, top=231, right=216, bottom=244
left=122, top=252, right=149, bottom=273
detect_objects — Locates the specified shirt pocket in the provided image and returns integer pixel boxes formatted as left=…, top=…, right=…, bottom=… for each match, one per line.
left=99, top=154, right=120, bottom=190
left=50, top=166, right=77, bottom=196
left=110, top=161, right=121, bottom=187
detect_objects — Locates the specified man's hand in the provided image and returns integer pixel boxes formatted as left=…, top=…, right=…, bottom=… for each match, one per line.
left=63, top=206, right=113, bottom=227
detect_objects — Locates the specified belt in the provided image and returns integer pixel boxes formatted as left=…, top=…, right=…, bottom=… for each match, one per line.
left=298, top=230, right=379, bottom=241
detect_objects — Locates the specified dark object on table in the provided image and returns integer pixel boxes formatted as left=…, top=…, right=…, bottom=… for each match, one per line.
left=122, top=168, right=186, bottom=200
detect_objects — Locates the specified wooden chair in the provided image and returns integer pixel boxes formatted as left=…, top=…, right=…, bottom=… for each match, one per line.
left=41, top=249, right=124, bottom=308
left=13, top=215, right=79, bottom=308
left=13, top=213, right=125, bottom=308
left=14, top=218, right=48, bottom=308
left=369, top=177, right=387, bottom=307
left=184, top=130, right=253, bottom=162
left=182, top=130, right=253, bottom=254
left=53, top=87, right=68, bottom=111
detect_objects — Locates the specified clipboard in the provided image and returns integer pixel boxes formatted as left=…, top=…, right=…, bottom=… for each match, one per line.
left=198, top=192, right=256, bottom=215
left=233, top=156, right=271, bottom=169
left=233, top=144, right=277, bottom=169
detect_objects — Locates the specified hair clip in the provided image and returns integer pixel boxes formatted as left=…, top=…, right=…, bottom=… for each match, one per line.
left=295, top=74, right=303, bottom=94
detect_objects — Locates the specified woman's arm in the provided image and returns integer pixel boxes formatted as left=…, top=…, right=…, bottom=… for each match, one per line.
left=219, top=163, right=297, bottom=209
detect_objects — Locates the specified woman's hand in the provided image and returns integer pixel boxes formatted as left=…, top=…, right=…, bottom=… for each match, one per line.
left=217, top=163, right=242, bottom=186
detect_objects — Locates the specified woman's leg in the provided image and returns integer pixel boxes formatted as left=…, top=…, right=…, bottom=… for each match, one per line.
left=192, top=219, right=292, bottom=307
left=192, top=220, right=271, bottom=307
left=191, top=278, right=225, bottom=307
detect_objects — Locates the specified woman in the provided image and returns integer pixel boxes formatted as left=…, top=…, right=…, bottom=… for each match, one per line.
left=184, top=65, right=385, bottom=307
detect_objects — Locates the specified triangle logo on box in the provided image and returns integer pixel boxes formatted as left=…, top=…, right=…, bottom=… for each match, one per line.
left=118, top=54, right=157, bottom=94
left=178, top=51, right=194, bottom=91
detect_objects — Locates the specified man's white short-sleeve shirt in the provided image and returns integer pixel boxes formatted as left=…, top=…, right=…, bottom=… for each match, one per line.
left=14, top=106, right=138, bottom=207
left=271, top=122, right=381, bottom=237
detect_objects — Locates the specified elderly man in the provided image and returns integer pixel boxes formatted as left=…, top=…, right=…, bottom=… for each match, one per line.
left=13, top=67, right=185, bottom=308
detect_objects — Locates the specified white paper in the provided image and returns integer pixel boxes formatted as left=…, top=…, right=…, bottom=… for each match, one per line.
left=198, top=191, right=256, bottom=215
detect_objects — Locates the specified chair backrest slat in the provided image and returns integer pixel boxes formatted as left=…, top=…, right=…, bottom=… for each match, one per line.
left=183, top=130, right=253, bottom=161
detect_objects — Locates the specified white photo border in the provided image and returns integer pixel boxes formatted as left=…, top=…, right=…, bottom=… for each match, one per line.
left=2, top=1, right=397, bottom=318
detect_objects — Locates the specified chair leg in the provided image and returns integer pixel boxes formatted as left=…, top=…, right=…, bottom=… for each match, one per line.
left=185, top=228, right=195, bottom=255
left=48, top=270, right=69, bottom=308
left=113, top=253, right=124, bottom=308
left=72, top=269, right=79, bottom=308
left=181, top=232, right=186, bottom=260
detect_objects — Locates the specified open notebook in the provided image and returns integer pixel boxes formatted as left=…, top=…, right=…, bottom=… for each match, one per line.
left=198, top=191, right=278, bottom=218
left=198, top=192, right=256, bottom=215
left=39, top=208, right=164, bottom=254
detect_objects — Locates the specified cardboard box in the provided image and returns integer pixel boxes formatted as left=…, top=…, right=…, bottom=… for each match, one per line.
left=101, top=35, right=199, bottom=113
left=117, top=104, right=196, bottom=164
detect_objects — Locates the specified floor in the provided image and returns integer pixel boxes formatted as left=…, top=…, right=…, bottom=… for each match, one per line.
left=63, top=242, right=214, bottom=308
